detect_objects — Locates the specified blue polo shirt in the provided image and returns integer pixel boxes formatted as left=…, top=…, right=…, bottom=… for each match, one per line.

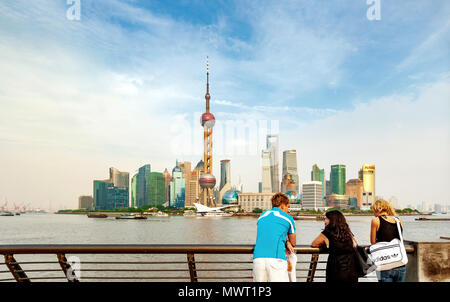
left=253, top=207, right=296, bottom=260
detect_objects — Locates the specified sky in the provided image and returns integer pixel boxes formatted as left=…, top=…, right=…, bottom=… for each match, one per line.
left=0, top=0, right=449, bottom=210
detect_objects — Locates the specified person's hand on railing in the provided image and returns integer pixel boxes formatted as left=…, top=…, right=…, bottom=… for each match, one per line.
left=286, top=241, right=295, bottom=254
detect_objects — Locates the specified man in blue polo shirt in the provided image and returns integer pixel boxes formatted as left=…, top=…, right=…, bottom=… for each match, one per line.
left=253, top=192, right=296, bottom=282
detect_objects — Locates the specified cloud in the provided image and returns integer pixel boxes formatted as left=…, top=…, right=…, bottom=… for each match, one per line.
left=212, top=99, right=339, bottom=120
left=217, top=0, right=355, bottom=102
left=283, top=76, right=450, bottom=207
left=0, top=0, right=449, bottom=209
left=396, top=19, right=450, bottom=72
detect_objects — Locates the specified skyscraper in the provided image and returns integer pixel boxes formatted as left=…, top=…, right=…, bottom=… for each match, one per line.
left=163, top=168, right=172, bottom=204
left=330, top=164, right=346, bottom=195
left=302, top=181, right=323, bottom=210
left=326, top=194, right=349, bottom=209
left=93, top=180, right=112, bottom=210
left=170, top=163, right=186, bottom=209
left=261, top=149, right=272, bottom=193
left=282, top=150, right=299, bottom=193
left=107, top=186, right=129, bottom=209
left=93, top=167, right=130, bottom=210
left=219, top=160, right=231, bottom=191
left=266, top=134, right=280, bottom=192
left=198, top=57, right=217, bottom=207
left=93, top=180, right=128, bottom=210
left=109, top=167, right=129, bottom=189
left=326, top=180, right=332, bottom=197
left=148, top=172, right=165, bottom=207
left=131, top=173, right=138, bottom=208
left=218, top=159, right=232, bottom=205
left=78, top=195, right=93, bottom=210
left=177, top=161, right=192, bottom=207
left=359, top=164, right=376, bottom=210
left=137, top=164, right=151, bottom=208
left=236, top=175, right=243, bottom=193
left=189, top=160, right=203, bottom=205
left=281, top=174, right=296, bottom=194
left=311, top=164, right=325, bottom=198
left=346, top=179, right=363, bottom=209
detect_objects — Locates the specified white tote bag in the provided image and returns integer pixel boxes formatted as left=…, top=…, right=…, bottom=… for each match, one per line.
left=369, top=217, right=408, bottom=271
left=286, top=252, right=297, bottom=282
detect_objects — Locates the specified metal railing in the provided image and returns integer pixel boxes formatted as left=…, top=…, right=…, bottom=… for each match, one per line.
left=0, top=244, right=415, bottom=282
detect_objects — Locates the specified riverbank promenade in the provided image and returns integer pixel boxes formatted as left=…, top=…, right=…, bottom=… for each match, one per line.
left=0, top=240, right=448, bottom=282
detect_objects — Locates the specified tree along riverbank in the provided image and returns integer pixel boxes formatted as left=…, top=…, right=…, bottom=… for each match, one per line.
left=56, top=209, right=426, bottom=217
left=55, top=206, right=189, bottom=216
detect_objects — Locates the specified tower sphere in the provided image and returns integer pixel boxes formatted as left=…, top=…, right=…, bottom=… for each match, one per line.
left=199, top=173, right=216, bottom=189
left=201, top=112, right=215, bottom=128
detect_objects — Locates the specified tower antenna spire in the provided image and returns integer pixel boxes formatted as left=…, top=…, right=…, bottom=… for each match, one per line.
left=205, top=56, right=210, bottom=113
left=199, top=56, right=216, bottom=207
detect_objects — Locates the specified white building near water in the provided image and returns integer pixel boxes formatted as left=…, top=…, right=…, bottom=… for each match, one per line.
left=302, top=181, right=323, bottom=211
left=238, top=192, right=275, bottom=212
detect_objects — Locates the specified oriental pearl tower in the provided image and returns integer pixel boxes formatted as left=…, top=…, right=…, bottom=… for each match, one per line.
left=198, top=57, right=217, bottom=207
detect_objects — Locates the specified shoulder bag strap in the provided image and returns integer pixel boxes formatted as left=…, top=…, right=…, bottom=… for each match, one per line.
left=350, top=231, right=358, bottom=248
left=392, top=216, right=404, bottom=243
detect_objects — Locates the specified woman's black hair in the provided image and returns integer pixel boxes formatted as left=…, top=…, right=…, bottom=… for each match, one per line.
left=324, top=210, right=353, bottom=242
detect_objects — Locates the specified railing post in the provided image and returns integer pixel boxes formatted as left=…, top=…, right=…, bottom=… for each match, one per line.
left=57, top=253, right=79, bottom=282
left=187, top=253, right=198, bottom=282
left=306, top=254, right=319, bottom=282
left=4, top=254, right=30, bottom=282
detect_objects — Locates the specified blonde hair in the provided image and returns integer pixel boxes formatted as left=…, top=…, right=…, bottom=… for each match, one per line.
left=371, top=199, right=397, bottom=216
left=272, top=192, right=290, bottom=208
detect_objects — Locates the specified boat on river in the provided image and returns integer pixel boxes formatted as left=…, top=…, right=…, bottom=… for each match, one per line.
left=293, top=215, right=325, bottom=221
left=134, top=214, right=148, bottom=219
left=87, top=213, right=108, bottom=218
left=415, top=217, right=450, bottom=221
left=0, top=211, right=14, bottom=216
left=115, top=213, right=137, bottom=219
left=115, top=213, right=148, bottom=220
left=144, top=211, right=169, bottom=217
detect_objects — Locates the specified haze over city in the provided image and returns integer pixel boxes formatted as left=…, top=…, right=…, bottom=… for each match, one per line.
left=0, top=0, right=449, bottom=211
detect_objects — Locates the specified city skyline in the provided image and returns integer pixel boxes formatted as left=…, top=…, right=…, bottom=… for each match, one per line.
left=70, top=156, right=448, bottom=212
left=0, top=1, right=449, bottom=210
left=4, top=155, right=449, bottom=212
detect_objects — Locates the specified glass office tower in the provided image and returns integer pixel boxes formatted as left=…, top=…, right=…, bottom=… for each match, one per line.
left=169, top=165, right=186, bottom=209
left=131, top=173, right=138, bottom=208
left=94, top=180, right=129, bottom=210
left=148, top=172, right=165, bottom=208
left=311, top=164, right=325, bottom=198
left=137, top=164, right=151, bottom=208
left=330, top=164, right=346, bottom=195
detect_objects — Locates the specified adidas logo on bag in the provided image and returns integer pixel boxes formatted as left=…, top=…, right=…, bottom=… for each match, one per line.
left=374, top=253, right=400, bottom=263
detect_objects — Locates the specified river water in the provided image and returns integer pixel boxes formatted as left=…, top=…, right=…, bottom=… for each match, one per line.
left=1, top=213, right=449, bottom=245
left=0, top=213, right=449, bottom=282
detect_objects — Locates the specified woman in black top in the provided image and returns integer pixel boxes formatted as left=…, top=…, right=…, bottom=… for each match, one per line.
left=370, top=199, right=406, bottom=282
left=312, top=210, right=359, bottom=282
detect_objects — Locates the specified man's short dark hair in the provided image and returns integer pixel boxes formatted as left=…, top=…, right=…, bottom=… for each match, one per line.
left=271, top=192, right=290, bottom=208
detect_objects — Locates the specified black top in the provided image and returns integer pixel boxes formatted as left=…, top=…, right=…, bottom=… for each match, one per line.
left=376, top=215, right=403, bottom=243
left=321, top=230, right=358, bottom=282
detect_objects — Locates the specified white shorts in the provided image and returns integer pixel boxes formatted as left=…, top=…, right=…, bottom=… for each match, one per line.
left=252, top=258, right=289, bottom=282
